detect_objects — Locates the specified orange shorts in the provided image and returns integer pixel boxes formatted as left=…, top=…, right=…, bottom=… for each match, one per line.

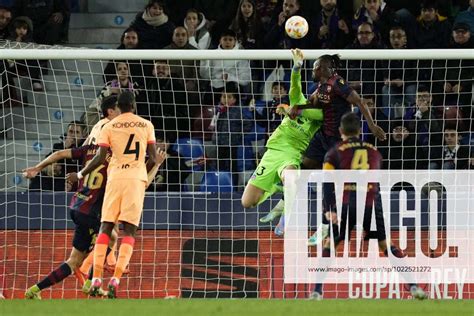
left=101, top=179, right=146, bottom=226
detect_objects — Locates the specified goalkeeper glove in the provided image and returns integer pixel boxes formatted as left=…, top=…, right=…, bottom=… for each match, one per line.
left=291, top=48, right=304, bottom=70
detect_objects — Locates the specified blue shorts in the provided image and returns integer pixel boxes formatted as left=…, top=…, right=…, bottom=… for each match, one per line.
left=69, top=209, right=100, bottom=253
left=305, top=132, right=340, bottom=164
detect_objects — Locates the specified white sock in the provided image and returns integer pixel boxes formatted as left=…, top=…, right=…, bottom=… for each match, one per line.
left=271, top=199, right=285, bottom=214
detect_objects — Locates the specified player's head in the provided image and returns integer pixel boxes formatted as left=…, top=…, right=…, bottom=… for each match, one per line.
left=101, top=95, right=119, bottom=119
left=312, top=54, right=340, bottom=81
left=117, top=91, right=136, bottom=113
left=339, top=112, right=360, bottom=138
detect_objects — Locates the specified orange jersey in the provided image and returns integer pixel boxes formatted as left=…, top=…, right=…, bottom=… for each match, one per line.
left=84, top=118, right=110, bottom=146
left=98, top=112, right=155, bottom=182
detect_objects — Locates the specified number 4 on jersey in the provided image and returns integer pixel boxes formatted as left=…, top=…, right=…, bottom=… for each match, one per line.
left=124, top=134, right=140, bottom=160
left=351, top=149, right=369, bottom=170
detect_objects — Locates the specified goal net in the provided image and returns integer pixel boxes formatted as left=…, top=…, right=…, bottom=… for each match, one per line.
left=0, top=43, right=473, bottom=299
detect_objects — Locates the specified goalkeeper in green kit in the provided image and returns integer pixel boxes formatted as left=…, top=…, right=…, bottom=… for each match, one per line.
left=241, top=49, right=322, bottom=236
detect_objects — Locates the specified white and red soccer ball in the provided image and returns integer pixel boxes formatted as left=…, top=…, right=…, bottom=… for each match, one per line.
left=285, top=15, right=309, bottom=39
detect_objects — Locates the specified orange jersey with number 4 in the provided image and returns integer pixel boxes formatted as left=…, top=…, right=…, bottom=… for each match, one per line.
left=98, top=112, right=155, bottom=182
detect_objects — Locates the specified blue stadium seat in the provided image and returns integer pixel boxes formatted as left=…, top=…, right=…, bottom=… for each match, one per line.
left=200, top=171, right=233, bottom=192
left=171, top=138, right=205, bottom=171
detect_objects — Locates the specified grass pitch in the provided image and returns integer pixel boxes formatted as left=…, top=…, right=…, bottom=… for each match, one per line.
left=1, top=299, right=473, bottom=316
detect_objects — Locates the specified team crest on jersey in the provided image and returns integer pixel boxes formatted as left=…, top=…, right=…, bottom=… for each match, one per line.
left=338, top=78, right=345, bottom=85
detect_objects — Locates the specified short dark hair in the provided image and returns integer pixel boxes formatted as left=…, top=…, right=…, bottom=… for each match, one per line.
left=0, top=6, right=12, bottom=13
left=318, top=54, right=341, bottom=71
left=186, top=8, right=202, bottom=22
left=146, top=0, right=166, bottom=12
left=13, top=19, right=28, bottom=31
left=101, top=95, right=117, bottom=118
left=340, top=112, right=360, bottom=136
left=421, top=0, right=437, bottom=10
left=67, top=120, right=86, bottom=134
left=120, top=27, right=139, bottom=44
left=417, top=84, right=430, bottom=94
left=389, top=25, right=406, bottom=33
left=358, top=21, right=374, bottom=32
left=117, top=91, right=135, bottom=113
left=272, top=81, right=288, bottom=91
left=220, top=29, right=237, bottom=39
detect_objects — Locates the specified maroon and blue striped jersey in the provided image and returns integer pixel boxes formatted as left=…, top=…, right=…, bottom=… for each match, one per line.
left=69, top=145, right=111, bottom=218
left=312, top=73, right=353, bottom=137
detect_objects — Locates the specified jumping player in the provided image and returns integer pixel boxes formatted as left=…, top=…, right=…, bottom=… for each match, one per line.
left=72, top=91, right=166, bottom=298
left=23, top=96, right=120, bottom=299
left=309, top=112, right=426, bottom=300
left=241, top=49, right=323, bottom=236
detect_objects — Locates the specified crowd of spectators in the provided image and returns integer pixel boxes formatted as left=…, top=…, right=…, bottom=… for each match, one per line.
left=1, top=0, right=472, bottom=191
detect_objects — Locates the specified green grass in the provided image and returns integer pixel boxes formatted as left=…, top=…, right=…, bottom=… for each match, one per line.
left=1, top=299, right=473, bottom=316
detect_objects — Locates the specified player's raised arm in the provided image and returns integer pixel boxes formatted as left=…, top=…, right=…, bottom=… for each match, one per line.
left=22, top=149, right=73, bottom=178
left=345, top=90, right=386, bottom=141
left=289, top=48, right=307, bottom=107
left=283, top=49, right=323, bottom=120
left=69, top=146, right=107, bottom=182
left=146, top=147, right=168, bottom=188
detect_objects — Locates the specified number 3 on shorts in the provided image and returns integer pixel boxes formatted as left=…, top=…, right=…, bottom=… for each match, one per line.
left=256, top=166, right=266, bottom=176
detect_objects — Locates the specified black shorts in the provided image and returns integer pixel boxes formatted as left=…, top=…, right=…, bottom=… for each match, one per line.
left=305, top=131, right=340, bottom=164
left=70, top=209, right=100, bottom=253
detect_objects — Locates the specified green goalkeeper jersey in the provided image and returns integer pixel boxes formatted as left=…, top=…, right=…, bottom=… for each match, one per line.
left=266, top=69, right=323, bottom=154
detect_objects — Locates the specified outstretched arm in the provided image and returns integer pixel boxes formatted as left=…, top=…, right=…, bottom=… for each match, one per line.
left=22, top=149, right=72, bottom=178
left=146, top=147, right=168, bottom=188
left=288, top=49, right=307, bottom=107
left=70, top=146, right=107, bottom=182
left=346, top=91, right=386, bottom=141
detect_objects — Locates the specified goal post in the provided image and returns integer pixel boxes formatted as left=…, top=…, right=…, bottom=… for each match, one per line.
left=0, top=46, right=473, bottom=299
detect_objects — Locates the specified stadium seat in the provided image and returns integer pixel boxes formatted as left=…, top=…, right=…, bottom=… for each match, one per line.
left=200, top=171, right=233, bottom=192
left=171, top=138, right=205, bottom=171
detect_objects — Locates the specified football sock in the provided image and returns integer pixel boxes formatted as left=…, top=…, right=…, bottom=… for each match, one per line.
left=113, top=236, right=135, bottom=280
left=37, top=262, right=72, bottom=290
left=92, top=233, right=110, bottom=280
left=107, top=243, right=117, bottom=266
left=79, top=251, right=93, bottom=275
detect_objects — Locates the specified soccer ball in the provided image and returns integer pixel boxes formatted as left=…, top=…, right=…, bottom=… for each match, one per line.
left=285, top=15, right=309, bottom=39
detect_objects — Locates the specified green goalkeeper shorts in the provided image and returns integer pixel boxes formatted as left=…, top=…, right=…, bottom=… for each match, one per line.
left=248, top=148, right=302, bottom=204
